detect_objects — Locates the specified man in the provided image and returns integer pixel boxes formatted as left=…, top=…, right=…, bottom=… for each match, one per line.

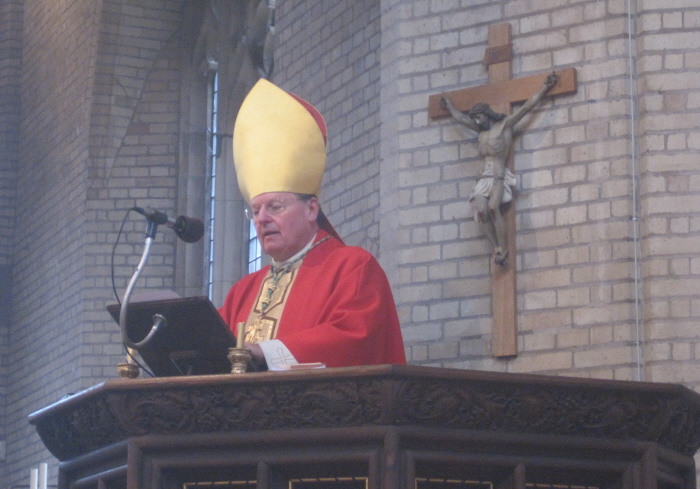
left=441, top=73, right=559, bottom=267
left=218, top=78, right=406, bottom=370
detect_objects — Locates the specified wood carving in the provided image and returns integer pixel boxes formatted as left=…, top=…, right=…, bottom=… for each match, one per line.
left=30, top=366, right=700, bottom=462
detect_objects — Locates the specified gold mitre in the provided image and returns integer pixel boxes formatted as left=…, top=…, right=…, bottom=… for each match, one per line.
left=233, top=78, right=327, bottom=203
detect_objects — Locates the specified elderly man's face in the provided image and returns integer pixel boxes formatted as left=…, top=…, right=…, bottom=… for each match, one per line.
left=249, top=192, right=319, bottom=262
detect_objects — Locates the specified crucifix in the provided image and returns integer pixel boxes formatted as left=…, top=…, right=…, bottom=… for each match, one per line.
left=428, top=23, right=577, bottom=358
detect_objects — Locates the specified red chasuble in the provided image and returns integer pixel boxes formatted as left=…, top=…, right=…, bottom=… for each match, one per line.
left=219, top=230, right=406, bottom=367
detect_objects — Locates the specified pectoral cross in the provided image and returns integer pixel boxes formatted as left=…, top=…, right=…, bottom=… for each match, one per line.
left=429, top=23, right=577, bottom=357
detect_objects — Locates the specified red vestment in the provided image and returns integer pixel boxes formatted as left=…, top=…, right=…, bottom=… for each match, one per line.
left=219, top=230, right=406, bottom=367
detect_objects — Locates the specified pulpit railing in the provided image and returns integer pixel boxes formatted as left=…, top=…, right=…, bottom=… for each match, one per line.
left=29, top=365, right=700, bottom=489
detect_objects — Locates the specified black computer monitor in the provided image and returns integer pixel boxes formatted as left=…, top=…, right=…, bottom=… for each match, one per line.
left=107, top=296, right=236, bottom=377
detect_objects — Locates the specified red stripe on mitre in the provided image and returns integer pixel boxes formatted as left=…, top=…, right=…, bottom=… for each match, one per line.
left=288, top=92, right=327, bottom=146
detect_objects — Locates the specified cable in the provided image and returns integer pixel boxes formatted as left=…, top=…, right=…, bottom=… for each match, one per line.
left=124, top=343, right=154, bottom=378
left=111, top=209, right=135, bottom=306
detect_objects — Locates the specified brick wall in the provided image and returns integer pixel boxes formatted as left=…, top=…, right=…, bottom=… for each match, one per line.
left=0, top=0, right=22, bottom=468
left=637, top=3, right=700, bottom=387
left=0, top=0, right=21, bottom=263
left=5, top=0, right=99, bottom=483
left=2, top=0, right=188, bottom=485
left=385, top=0, right=644, bottom=378
left=82, top=0, right=184, bottom=386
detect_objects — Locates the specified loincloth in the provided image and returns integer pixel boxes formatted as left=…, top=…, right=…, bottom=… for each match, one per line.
left=469, top=170, right=517, bottom=218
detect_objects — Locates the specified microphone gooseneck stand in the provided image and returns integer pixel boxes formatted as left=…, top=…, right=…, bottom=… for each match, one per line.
left=117, top=207, right=204, bottom=378
left=119, top=218, right=167, bottom=374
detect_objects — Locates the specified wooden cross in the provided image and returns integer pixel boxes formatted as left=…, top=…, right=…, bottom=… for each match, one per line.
left=428, top=23, right=577, bottom=358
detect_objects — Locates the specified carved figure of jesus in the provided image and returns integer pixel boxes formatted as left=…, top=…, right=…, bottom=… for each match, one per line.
left=441, top=72, right=559, bottom=267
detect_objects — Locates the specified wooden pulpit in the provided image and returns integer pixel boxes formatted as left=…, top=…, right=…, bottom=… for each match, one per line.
left=30, top=365, right=700, bottom=489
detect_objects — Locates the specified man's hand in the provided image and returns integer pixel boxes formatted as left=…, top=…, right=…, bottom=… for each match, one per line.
left=244, top=341, right=265, bottom=363
left=545, top=72, right=559, bottom=91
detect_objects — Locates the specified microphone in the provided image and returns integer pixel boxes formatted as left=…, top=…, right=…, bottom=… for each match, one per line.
left=133, top=207, right=205, bottom=243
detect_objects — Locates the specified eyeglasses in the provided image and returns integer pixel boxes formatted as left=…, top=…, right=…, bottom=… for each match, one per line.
left=244, top=197, right=299, bottom=220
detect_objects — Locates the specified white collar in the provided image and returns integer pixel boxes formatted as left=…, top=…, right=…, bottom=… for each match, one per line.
left=270, top=232, right=318, bottom=268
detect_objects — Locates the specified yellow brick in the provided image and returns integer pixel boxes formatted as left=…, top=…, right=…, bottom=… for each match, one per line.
left=574, top=345, right=634, bottom=368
